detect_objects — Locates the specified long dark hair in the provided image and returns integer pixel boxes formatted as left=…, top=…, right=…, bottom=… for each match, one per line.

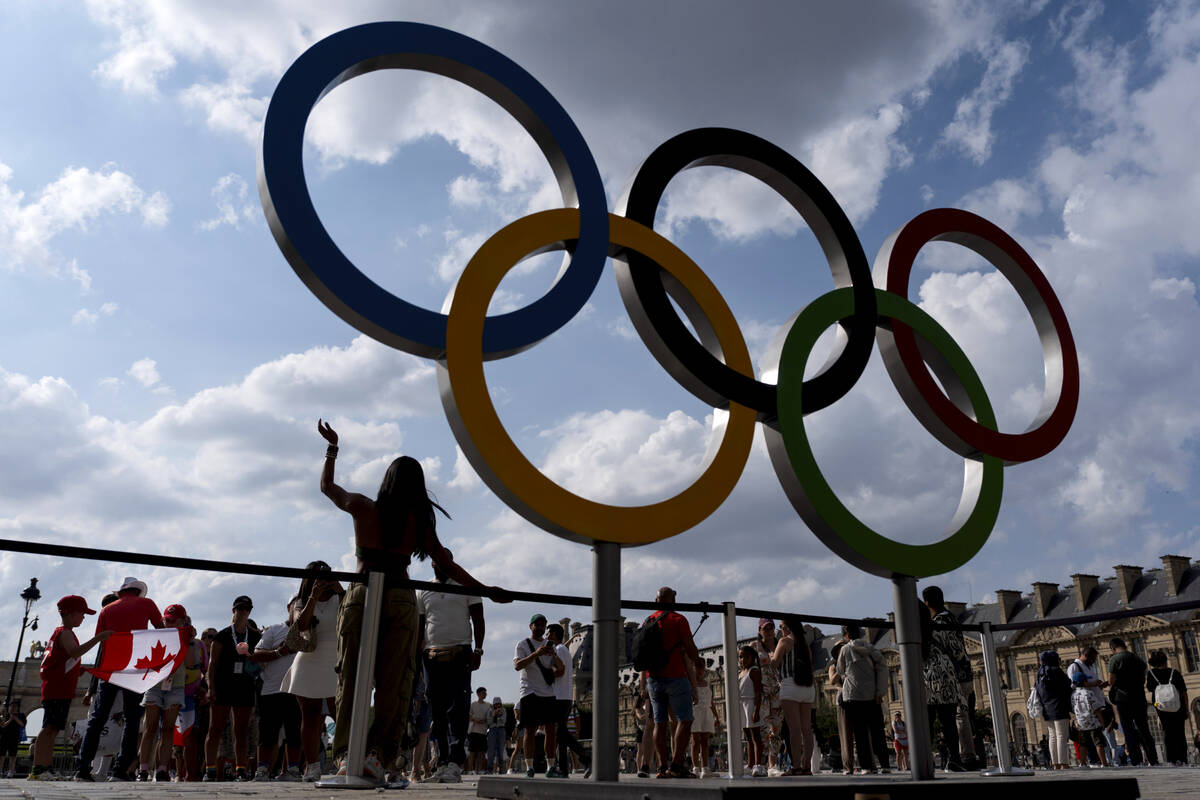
left=783, top=615, right=813, bottom=686
left=376, top=456, right=450, bottom=561
left=298, top=560, right=342, bottom=626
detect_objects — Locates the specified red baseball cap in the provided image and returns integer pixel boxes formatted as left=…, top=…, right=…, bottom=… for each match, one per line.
left=164, top=604, right=188, bottom=621
left=58, top=595, right=96, bottom=615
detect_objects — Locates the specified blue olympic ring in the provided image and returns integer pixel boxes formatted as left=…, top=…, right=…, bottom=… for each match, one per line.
left=258, top=22, right=609, bottom=359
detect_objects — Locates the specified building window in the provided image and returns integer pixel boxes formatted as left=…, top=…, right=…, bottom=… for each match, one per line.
left=1131, top=637, right=1146, bottom=662
left=1011, top=713, right=1028, bottom=753
left=890, top=669, right=900, bottom=702
left=1184, top=632, right=1200, bottom=672
left=1005, top=655, right=1018, bottom=689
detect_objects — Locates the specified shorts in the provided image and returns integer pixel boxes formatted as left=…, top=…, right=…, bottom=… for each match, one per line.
left=518, top=694, right=556, bottom=730
left=468, top=732, right=488, bottom=753
left=258, top=692, right=301, bottom=749
left=0, top=743, right=15, bottom=758
left=143, top=685, right=186, bottom=708
left=894, top=741, right=909, bottom=751
left=648, top=676, right=694, bottom=724
left=42, top=698, right=72, bottom=731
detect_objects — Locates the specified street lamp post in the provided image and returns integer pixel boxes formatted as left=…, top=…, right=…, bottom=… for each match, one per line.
left=4, top=578, right=41, bottom=713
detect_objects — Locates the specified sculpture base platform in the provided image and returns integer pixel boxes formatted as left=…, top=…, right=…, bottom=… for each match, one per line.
left=476, top=773, right=1139, bottom=799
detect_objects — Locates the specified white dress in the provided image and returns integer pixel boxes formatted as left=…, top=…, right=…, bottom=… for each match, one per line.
left=739, top=668, right=763, bottom=729
left=693, top=683, right=715, bottom=734
left=280, top=594, right=341, bottom=699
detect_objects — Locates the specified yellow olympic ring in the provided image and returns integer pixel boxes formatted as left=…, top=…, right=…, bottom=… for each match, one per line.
left=438, top=209, right=757, bottom=545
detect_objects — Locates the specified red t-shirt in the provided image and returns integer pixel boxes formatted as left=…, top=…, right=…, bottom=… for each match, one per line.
left=41, top=626, right=82, bottom=700
left=647, top=611, right=691, bottom=679
left=97, top=595, right=162, bottom=634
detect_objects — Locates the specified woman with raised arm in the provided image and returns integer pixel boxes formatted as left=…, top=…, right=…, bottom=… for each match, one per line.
left=317, top=419, right=503, bottom=783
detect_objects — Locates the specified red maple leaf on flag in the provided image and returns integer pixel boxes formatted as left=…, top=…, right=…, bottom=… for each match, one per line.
left=134, top=640, right=177, bottom=676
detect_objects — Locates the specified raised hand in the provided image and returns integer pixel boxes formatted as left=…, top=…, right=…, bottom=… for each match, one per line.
left=318, top=418, right=339, bottom=445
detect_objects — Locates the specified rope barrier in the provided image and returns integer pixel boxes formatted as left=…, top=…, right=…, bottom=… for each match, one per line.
left=4, top=537, right=1199, bottom=635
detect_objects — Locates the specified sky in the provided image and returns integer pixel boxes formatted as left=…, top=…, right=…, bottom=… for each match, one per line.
left=4, top=0, right=1200, bottom=716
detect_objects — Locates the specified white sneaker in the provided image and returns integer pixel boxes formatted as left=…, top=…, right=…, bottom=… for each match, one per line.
left=420, top=764, right=445, bottom=783
left=254, top=765, right=269, bottom=781
left=438, top=763, right=463, bottom=783
left=302, top=763, right=322, bottom=782
left=274, top=766, right=302, bottom=782
left=362, top=754, right=385, bottom=784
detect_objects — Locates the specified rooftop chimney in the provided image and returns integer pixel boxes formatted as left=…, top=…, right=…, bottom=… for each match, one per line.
left=1071, top=574, right=1099, bottom=612
left=1113, top=565, right=1143, bottom=604
left=995, top=589, right=1022, bottom=624
left=1032, top=583, right=1059, bottom=619
left=1161, top=555, right=1191, bottom=597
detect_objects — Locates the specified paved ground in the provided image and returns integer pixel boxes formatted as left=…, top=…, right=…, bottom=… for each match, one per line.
left=0, top=767, right=1196, bottom=798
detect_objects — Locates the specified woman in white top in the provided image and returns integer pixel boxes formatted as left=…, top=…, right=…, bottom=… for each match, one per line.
left=690, top=656, right=721, bottom=778
left=280, top=561, right=345, bottom=779
left=770, top=616, right=816, bottom=775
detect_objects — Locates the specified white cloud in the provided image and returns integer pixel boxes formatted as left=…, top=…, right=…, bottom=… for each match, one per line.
left=72, top=309, right=98, bottom=327
left=447, top=446, right=481, bottom=491
left=537, top=409, right=711, bottom=503
left=941, top=39, right=1031, bottom=163
left=67, top=260, right=92, bottom=293
left=72, top=302, right=119, bottom=328
left=0, top=162, right=169, bottom=275
left=128, top=358, right=161, bottom=387
left=199, top=173, right=259, bottom=231
left=1149, top=277, right=1195, bottom=300
left=179, top=81, right=269, bottom=143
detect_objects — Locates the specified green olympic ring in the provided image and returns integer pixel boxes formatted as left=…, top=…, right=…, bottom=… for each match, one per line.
left=765, top=288, right=1004, bottom=578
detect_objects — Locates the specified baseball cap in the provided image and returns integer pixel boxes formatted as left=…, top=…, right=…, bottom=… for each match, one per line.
left=58, top=595, right=96, bottom=615
left=493, top=697, right=502, bottom=705
left=758, top=618, right=774, bottom=629
left=233, top=595, right=253, bottom=610
left=164, top=603, right=188, bottom=620
left=529, top=613, right=546, bottom=624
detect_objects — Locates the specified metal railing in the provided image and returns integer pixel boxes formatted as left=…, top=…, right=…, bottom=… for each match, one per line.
left=3, top=536, right=1196, bottom=783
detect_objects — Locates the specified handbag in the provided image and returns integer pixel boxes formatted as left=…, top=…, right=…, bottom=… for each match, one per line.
left=1026, top=685, right=1044, bottom=719
left=285, top=620, right=317, bottom=654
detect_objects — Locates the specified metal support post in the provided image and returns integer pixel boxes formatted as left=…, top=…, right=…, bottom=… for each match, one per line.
left=319, top=570, right=384, bottom=789
left=980, top=621, right=1031, bottom=776
left=591, top=542, right=620, bottom=781
left=893, top=575, right=934, bottom=780
left=721, top=601, right=744, bottom=778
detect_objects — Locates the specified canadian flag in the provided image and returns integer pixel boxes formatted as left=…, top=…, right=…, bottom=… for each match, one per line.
left=87, top=628, right=187, bottom=693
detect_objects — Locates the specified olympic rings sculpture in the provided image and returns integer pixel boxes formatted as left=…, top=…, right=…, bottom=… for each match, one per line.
left=259, top=22, right=1079, bottom=578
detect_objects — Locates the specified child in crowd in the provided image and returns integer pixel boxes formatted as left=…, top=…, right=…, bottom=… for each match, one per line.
left=30, top=596, right=111, bottom=780
left=1070, top=670, right=1110, bottom=767
left=738, top=645, right=765, bottom=777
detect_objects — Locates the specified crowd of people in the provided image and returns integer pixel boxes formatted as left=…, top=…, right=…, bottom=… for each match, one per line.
left=1031, top=637, right=1191, bottom=768
left=10, top=422, right=1200, bottom=784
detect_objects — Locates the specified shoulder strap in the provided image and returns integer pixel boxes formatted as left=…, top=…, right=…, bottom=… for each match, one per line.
left=1148, top=670, right=1159, bottom=686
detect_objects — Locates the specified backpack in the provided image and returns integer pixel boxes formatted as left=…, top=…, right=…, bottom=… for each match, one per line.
left=1026, top=685, right=1044, bottom=719
left=1149, top=669, right=1181, bottom=713
left=631, top=613, right=680, bottom=674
